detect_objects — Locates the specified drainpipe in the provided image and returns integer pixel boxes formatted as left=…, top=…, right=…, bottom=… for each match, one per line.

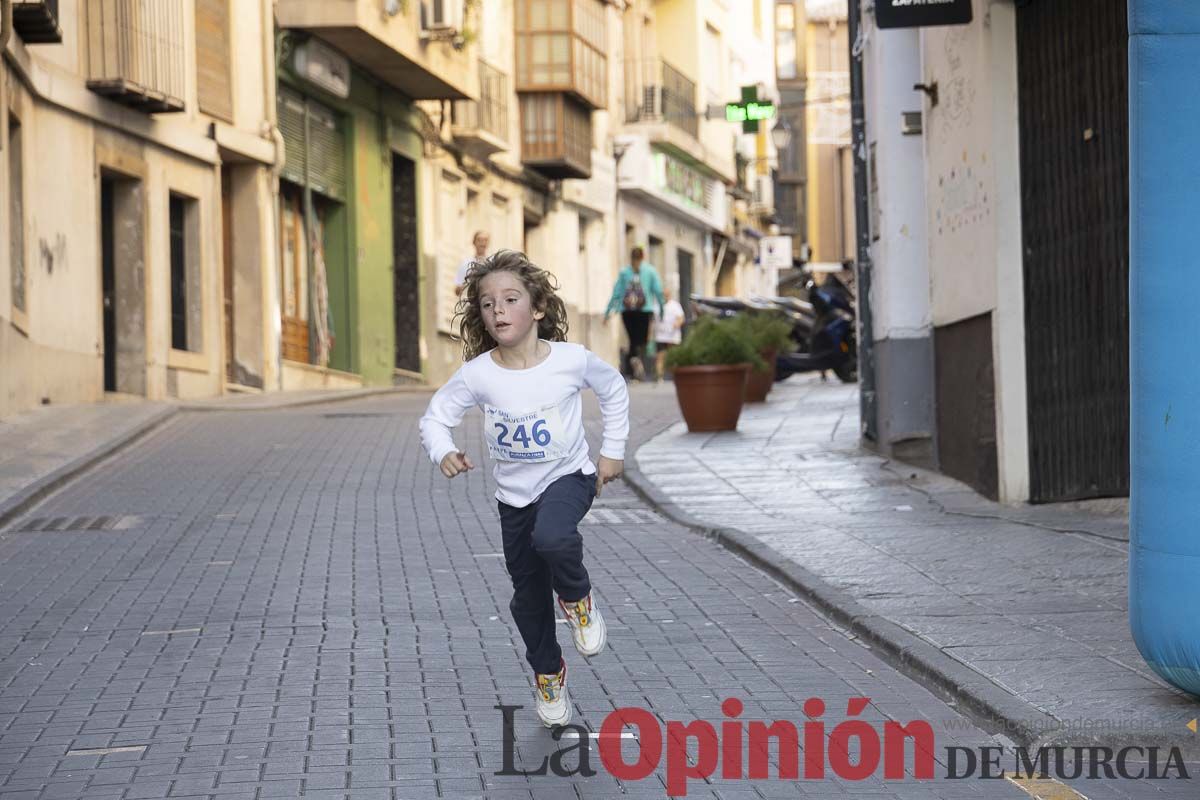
left=1, top=0, right=12, bottom=153
left=263, top=0, right=285, bottom=390
left=847, top=0, right=877, bottom=441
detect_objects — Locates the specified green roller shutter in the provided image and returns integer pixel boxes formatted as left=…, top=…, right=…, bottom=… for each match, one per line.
left=277, top=86, right=347, bottom=200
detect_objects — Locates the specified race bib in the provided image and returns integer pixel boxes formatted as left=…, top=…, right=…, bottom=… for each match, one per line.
left=483, top=400, right=571, bottom=462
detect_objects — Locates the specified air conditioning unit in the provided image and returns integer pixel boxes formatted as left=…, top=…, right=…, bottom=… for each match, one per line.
left=422, top=0, right=463, bottom=33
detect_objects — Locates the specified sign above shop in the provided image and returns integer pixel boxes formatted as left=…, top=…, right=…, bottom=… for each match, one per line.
left=294, top=38, right=350, bottom=98
left=726, top=86, right=776, bottom=133
left=874, top=0, right=972, bottom=30
left=725, top=102, right=775, bottom=124
left=760, top=236, right=793, bottom=271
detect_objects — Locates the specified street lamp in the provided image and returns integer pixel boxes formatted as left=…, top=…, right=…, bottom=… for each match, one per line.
left=770, top=118, right=793, bottom=153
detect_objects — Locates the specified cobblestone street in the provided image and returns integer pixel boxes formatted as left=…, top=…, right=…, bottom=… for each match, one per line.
left=0, top=389, right=1189, bottom=799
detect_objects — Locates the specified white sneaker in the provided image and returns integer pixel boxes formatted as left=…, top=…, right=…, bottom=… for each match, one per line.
left=559, top=592, right=607, bottom=657
left=535, top=659, right=572, bottom=728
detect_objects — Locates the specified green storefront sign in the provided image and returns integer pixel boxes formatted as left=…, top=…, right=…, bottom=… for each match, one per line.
left=725, top=86, right=776, bottom=133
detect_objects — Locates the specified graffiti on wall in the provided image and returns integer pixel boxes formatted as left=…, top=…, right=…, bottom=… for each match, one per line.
left=39, top=234, right=67, bottom=276
left=939, top=29, right=975, bottom=137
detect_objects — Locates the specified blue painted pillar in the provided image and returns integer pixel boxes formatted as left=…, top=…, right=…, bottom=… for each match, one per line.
left=1129, top=1, right=1200, bottom=695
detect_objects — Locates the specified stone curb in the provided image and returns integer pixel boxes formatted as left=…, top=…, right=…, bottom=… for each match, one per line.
left=623, top=433, right=1192, bottom=756
left=0, top=406, right=181, bottom=531
left=177, top=385, right=427, bottom=412
left=0, top=387, right=430, bottom=530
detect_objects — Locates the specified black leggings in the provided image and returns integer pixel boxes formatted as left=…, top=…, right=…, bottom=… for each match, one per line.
left=621, top=310, right=652, bottom=376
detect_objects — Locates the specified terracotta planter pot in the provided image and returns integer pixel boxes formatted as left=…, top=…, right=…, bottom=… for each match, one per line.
left=672, top=364, right=751, bottom=432
left=744, top=349, right=778, bottom=403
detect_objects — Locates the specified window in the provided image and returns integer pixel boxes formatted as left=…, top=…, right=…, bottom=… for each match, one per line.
left=648, top=235, right=664, bottom=271
left=703, top=24, right=723, bottom=107
left=9, top=115, right=25, bottom=317
left=514, top=0, right=608, bottom=109
left=168, top=193, right=201, bottom=352
left=519, top=92, right=593, bottom=178
left=776, top=3, right=797, bottom=81
left=169, top=195, right=187, bottom=350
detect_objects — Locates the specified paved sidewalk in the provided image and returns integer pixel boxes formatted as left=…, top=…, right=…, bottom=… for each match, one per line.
left=0, top=402, right=174, bottom=525
left=630, top=376, right=1200, bottom=753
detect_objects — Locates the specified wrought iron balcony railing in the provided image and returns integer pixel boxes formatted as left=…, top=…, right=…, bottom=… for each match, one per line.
left=624, top=58, right=698, bottom=140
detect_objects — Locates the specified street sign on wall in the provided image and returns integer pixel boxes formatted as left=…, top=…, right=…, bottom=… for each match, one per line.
left=760, top=236, right=793, bottom=270
left=874, top=0, right=972, bottom=30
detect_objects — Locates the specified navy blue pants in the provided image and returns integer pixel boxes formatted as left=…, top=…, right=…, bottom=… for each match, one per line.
left=498, top=469, right=596, bottom=675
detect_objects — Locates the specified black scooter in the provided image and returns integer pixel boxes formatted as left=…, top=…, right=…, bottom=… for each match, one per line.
left=771, top=276, right=858, bottom=384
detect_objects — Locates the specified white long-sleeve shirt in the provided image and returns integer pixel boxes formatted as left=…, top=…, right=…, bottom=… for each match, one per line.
left=419, top=341, right=630, bottom=508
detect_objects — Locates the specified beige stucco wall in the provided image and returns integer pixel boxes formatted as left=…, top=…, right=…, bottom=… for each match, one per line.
left=419, top=154, right=529, bottom=387
left=1, top=0, right=280, bottom=418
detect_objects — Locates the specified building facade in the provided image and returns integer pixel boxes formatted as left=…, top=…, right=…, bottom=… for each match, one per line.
left=2, top=0, right=281, bottom=418
left=861, top=0, right=1130, bottom=503
left=802, top=0, right=852, bottom=272
left=617, top=0, right=777, bottom=317
left=1, top=0, right=781, bottom=420
left=273, top=0, right=478, bottom=390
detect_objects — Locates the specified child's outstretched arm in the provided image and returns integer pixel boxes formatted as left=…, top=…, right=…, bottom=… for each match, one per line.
left=419, top=369, right=477, bottom=480
left=583, top=350, right=631, bottom=495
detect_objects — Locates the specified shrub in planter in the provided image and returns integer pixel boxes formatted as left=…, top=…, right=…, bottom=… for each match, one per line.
left=664, top=317, right=763, bottom=432
left=734, top=312, right=795, bottom=402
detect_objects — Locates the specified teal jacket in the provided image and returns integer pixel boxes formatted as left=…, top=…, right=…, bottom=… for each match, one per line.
left=606, top=263, right=665, bottom=316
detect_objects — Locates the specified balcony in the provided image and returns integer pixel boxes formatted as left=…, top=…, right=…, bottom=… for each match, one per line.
left=86, top=0, right=186, bottom=113
left=625, top=58, right=698, bottom=140
left=275, top=0, right=478, bottom=100
left=622, top=57, right=709, bottom=166
left=452, top=61, right=509, bottom=158
left=519, top=93, right=591, bottom=180
left=12, top=0, right=62, bottom=44
left=514, top=0, right=606, bottom=109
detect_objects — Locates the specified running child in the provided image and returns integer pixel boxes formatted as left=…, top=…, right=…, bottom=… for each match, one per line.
left=418, top=250, right=630, bottom=728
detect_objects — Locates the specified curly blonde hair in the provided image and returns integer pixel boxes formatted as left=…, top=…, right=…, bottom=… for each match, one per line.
left=453, top=250, right=569, bottom=361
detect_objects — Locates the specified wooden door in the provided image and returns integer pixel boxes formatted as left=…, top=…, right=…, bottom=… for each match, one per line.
left=279, top=186, right=310, bottom=364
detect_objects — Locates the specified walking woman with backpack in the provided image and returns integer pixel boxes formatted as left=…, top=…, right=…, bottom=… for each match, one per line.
left=604, top=246, right=665, bottom=380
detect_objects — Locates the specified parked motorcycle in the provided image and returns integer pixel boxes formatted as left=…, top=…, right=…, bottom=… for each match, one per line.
left=689, top=276, right=858, bottom=384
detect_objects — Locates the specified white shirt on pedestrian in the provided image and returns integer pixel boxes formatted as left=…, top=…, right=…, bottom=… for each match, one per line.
left=455, top=257, right=476, bottom=287
left=655, top=300, right=685, bottom=345
left=419, top=341, right=630, bottom=508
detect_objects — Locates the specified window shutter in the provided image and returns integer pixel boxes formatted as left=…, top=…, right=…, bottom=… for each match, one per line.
left=196, top=0, right=233, bottom=122
left=276, top=87, right=346, bottom=201
left=306, top=102, right=347, bottom=200
left=278, top=86, right=308, bottom=188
